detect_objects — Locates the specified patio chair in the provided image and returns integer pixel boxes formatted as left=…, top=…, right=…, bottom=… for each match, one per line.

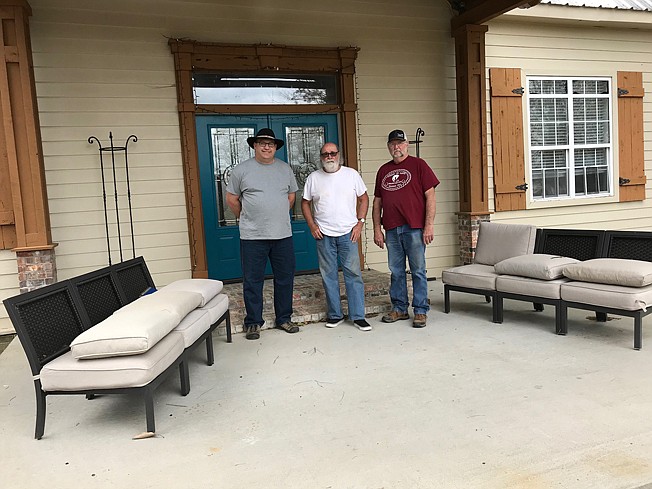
left=442, top=221, right=537, bottom=322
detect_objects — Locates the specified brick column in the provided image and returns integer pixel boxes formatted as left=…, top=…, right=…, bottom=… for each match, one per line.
left=457, top=213, right=490, bottom=265
left=16, top=247, right=57, bottom=293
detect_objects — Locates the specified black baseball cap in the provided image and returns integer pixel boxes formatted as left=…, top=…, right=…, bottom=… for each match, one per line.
left=387, top=129, right=407, bottom=143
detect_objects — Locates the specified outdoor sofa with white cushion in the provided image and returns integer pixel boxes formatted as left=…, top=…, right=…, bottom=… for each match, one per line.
left=444, top=225, right=652, bottom=350
left=3, top=257, right=231, bottom=439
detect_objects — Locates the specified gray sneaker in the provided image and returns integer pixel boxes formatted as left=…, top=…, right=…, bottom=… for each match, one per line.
left=276, top=322, right=299, bottom=334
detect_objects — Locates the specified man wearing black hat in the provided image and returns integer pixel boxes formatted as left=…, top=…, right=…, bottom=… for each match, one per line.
left=372, top=129, right=440, bottom=328
left=226, top=128, right=300, bottom=340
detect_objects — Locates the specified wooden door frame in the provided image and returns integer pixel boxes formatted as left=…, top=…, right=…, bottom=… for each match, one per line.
left=169, top=40, right=359, bottom=278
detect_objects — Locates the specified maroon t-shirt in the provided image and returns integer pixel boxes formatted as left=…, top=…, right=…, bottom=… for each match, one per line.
left=374, top=155, right=440, bottom=231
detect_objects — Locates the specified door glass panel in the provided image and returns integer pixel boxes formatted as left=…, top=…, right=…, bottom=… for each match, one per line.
left=210, top=127, right=254, bottom=227
left=284, top=126, right=324, bottom=220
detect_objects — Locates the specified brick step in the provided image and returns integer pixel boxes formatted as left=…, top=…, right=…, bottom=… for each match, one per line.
left=219, top=269, right=406, bottom=335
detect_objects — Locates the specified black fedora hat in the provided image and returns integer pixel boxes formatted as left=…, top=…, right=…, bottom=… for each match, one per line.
left=247, top=128, right=284, bottom=149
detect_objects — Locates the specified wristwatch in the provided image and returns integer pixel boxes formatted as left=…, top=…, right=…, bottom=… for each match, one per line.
left=358, top=218, right=365, bottom=223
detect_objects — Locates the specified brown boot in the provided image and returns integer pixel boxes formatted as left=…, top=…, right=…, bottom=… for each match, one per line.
left=381, top=310, right=409, bottom=323
left=412, top=314, right=427, bottom=328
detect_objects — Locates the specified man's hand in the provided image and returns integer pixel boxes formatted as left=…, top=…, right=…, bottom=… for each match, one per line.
left=350, top=222, right=363, bottom=242
left=423, top=223, right=434, bottom=245
left=373, top=228, right=385, bottom=249
left=310, top=223, right=323, bottom=240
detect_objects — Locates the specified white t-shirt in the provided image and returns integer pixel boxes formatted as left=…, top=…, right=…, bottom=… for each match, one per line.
left=303, top=166, right=367, bottom=237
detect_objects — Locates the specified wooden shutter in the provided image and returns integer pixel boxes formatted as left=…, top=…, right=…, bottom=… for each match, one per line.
left=0, top=3, right=52, bottom=250
left=490, top=68, right=526, bottom=211
left=618, top=71, right=646, bottom=202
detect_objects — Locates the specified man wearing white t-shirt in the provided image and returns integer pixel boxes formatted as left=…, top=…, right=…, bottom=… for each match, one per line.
left=301, top=143, right=371, bottom=331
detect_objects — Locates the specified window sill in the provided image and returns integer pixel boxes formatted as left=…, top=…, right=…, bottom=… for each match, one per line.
left=527, top=193, right=617, bottom=210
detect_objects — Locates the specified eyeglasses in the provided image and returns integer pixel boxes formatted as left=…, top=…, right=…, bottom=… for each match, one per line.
left=320, top=151, right=339, bottom=158
left=388, top=141, right=407, bottom=147
left=255, top=140, right=276, bottom=148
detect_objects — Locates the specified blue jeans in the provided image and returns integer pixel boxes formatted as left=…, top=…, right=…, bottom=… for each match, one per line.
left=240, top=237, right=294, bottom=327
left=315, top=233, right=365, bottom=321
left=385, top=224, right=429, bottom=315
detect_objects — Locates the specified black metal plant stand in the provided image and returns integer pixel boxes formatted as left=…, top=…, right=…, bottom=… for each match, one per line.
left=409, top=127, right=425, bottom=158
left=88, top=132, right=138, bottom=265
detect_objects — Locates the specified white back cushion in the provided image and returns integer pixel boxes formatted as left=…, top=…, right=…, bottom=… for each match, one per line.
left=474, top=222, right=537, bottom=266
left=71, top=308, right=180, bottom=359
left=563, top=258, right=652, bottom=287
left=495, top=254, right=579, bottom=280
left=71, top=290, right=203, bottom=359
left=161, top=279, right=223, bottom=307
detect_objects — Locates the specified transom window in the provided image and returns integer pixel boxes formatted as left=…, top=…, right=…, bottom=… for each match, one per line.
left=527, top=77, right=613, bottom=200
left=193, top=73, right=339, bottom=105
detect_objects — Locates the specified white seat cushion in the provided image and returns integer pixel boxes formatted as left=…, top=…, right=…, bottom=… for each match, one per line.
left=199, top=293, right=229, bottom=324
left=442, top=264, right=499, bottom=290
left=170, top=309, right=211, bottom=348
left=496, top=276, right=568, bottom=300
left=161, top=279, right=224, bottom=307
left=563, top=258, right=652, bottom=287
left=495, top=254, right=579, bottom=281
left=41, top=333, right=184, bottom=391
left=561, top=281, right=652, bottom=311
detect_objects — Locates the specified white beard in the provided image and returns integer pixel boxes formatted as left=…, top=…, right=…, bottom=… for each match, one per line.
left=322, top=160, right=340, bottom=173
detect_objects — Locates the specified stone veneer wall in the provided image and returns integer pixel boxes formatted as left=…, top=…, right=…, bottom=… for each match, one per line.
left=457, top=214, right=490, bottom=265
left=16, top=249, right=57, bottom=293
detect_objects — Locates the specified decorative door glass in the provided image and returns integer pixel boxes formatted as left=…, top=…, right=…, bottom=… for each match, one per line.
left=284, top=126, right=325, bottom=220
left=210, top=127, right=254, bottom=227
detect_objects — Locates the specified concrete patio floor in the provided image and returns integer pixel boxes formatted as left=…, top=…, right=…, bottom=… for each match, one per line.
left=2, top=281, right=652, bottom=489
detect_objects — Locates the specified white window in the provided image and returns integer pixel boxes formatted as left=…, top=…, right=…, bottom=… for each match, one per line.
left=527, top=77, right=613, bottom=200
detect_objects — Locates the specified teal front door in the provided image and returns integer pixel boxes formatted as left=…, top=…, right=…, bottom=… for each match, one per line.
left=196, top=114, right=339, bottom=281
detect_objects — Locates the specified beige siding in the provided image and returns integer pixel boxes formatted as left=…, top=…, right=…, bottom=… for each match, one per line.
left=28, top=0, right=461, bottom=283
left=485, top=17, right=652, bottom=231
left=0, top=251, right=18, bottom=334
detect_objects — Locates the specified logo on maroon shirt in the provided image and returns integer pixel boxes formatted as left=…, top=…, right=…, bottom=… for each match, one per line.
left=381, top=169, right=412, bottom=191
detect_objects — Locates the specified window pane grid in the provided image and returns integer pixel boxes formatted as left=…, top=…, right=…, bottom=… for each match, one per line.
left=528, top=77, right=612, bottom=200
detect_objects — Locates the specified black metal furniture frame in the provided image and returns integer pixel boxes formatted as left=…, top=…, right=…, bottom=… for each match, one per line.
left=3, top=257, right=231, bottom=439
left=444, top=285, right=498, bottom=322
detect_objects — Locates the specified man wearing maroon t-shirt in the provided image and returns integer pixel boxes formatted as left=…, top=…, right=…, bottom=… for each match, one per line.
left=372, top=129, right=440, bottom=328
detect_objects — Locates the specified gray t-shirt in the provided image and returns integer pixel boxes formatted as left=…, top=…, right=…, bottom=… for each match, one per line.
left=226, top=157, right=298, bottom=240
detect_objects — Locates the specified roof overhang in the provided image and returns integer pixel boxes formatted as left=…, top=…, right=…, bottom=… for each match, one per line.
left=448, top=0, right=542, bottom=30
left=501, top=3, right=652, bottom=29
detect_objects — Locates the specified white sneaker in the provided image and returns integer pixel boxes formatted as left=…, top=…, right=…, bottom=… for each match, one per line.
left=325, top=317, right=344, bottom=328
left=354, top=319, right=372, bottom=331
